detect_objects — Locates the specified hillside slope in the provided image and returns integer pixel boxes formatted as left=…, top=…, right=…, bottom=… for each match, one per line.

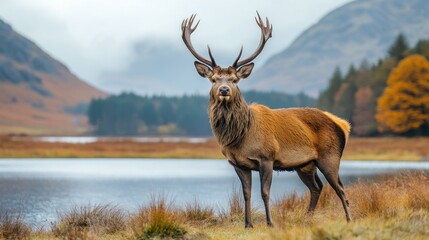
left=0, top=19, right=107, bottom=135
left=247, top=0, right=429, bottom=95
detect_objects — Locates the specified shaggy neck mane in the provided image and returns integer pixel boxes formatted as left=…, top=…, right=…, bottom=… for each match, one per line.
left=209, top=91, right=253, bottom=148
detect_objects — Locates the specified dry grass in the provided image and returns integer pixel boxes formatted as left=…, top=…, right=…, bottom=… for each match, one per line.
left=0, top=212, right=31, bottom=240
left=183, top=199, right=216, bottom=225
left=51, top=204, right=126, bottom=239
left=2, top=135, right=429, bottom=160
left=343, top=137, right=429, bottom=161
left=223, top=185, right=244, bottom=220
left=2, top=172, right=429, bottom=239
left=266, top=171, right=429, bottom=240
left=0, top=135, right=223, bottom=159
left=274, top=171, right=429, bottom=220
left=130, top=195, right=187, bottom=239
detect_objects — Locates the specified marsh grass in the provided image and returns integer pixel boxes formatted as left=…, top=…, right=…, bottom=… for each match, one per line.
left=183, top=199, right=216, bottom=225
left=51, top=204, right=126, bottom=239
left=130, top=195, right=187, bottom=239
left=2, top=171, right=429, bottom=239
left=267, top=171, right=429, bottom=240
left=3, top=135, right=429, bottom=160
left=224, top=185, right=244, bottom=220
left=0, top=212, right=31, bottom=240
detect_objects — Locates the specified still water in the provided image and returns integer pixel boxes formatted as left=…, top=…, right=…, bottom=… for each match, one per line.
left=1, top=159, right=429, bottom=227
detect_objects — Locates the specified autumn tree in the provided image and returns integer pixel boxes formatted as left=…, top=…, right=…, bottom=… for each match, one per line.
left=376, top=55, right=429, bottom=134
left=352, top=87, right=375, bottom=136
left=317, top=36, right=429, bottom=136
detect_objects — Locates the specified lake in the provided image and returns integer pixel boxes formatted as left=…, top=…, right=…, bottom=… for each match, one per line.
left=1, top=158, right=429, bottom=228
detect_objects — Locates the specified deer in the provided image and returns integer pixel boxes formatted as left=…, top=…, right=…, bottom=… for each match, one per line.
left=181, top=12, right=351, bottom=228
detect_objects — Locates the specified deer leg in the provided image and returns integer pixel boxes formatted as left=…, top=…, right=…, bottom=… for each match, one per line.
left=234, top=166, right=253, bottom=228
left=296, top=163, right=323, bottom=213
left=317, top=157, right=351, bottom=222
left=338, top=177, right=349, bottom=207
left=259, top=160, right=274, bottom=227
left=315, top=171, right=324, bottom=191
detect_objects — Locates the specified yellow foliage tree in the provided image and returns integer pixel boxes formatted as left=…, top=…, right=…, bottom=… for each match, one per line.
left=376, top=54, right=429, bottom=134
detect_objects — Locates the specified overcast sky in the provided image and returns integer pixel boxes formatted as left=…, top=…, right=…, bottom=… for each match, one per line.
left=0, top=0, right=353, bottom=92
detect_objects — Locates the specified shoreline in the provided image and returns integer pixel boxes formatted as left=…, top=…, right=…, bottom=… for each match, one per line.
left=1, top=172, right=429, bottom=239
left=1, top=136, right=429, bottom=161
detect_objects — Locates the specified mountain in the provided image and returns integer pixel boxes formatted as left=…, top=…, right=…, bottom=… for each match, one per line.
left=246, top=0, right=429, bottom=96
left=0, top=19, right=107, bottom=135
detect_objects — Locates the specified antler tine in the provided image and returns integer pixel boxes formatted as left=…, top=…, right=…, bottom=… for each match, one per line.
left=207, top=45, right=217, bottom=67
left=232, top=46, right=244, bottom=68
left=232, top=11, right=272, bottom=69
left=192, top=20, right=200, bottom=32
left=189, top=14, right=198, bottom=32
left=181, top=19, right=186, bottom=31
left=181, top=14, right=217, bottom=68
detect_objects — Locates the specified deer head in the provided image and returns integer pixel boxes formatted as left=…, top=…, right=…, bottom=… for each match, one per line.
left=182, top=12, right=272, bottom=103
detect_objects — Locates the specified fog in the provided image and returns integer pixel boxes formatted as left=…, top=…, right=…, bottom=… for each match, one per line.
left=0, top=0, right=352, bottom=94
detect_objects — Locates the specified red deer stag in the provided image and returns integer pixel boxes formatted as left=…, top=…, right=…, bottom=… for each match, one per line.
left=181, top=12, right=351, bottom=228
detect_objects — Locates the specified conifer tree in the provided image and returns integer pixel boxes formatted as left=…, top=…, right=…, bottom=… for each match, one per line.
left=413, top=39, right=429, bottom=59
left=317, top=66, right=343, bottom=111
left=388, top=33, right=410, bottom=60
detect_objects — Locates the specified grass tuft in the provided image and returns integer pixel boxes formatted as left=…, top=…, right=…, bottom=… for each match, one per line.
left=130, top=195, right=187, bottom=239
left=218, top=185, right=244, bottom=224
left=0, top=212, right=31, bottom=240
left=272, top=192, right=308, bottom=227
left=183, top=199, right=216, bottom=225
left=51, top=204, right=126, bottom=239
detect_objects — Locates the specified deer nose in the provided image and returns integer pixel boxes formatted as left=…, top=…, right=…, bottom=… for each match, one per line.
left=219, top=86, right=230, bottom=96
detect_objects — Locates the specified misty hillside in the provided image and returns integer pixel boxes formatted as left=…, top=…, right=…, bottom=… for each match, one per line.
left=100, top=39, right=236, bottom=96
left=0, top=19, right=106, bottom=135
left=246, top=0, right=429, bottom=96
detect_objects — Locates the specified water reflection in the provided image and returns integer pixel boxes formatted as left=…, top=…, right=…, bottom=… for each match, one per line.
left=0, top=159, right=428, bottom=227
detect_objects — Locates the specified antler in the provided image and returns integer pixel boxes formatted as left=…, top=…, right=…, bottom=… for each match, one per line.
left=181, top=14, right=217, bottom=68
left=232, top=11, right=273, bottom=69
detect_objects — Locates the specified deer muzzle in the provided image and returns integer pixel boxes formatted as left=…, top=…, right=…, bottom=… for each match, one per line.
left=218, top=86, right=231, bottom=101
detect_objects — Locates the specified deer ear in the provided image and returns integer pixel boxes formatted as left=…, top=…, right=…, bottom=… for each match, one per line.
left=194, top=61, right=213, bottom=78
left=236, top=63, right=254, bottom=79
